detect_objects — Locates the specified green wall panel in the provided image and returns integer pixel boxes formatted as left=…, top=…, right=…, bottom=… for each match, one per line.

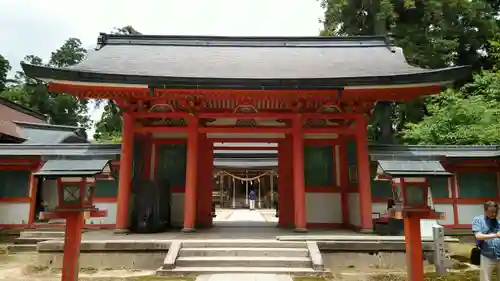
left=156, top=143, right=187, bottom=187
left=427, top=177, right=449, bottom=198
left=371, top=178, right=393, bottom=198
left=304, top=145, right=334, bottom=187
left=346, top=140, right=358, bottom=185
left=94, top=179, right=118, bottom=198
left=346, top=140, right=357, bottom=166
left=0, top=170, right=30, bottom=198
left=458, top=172, right=498, bottom=198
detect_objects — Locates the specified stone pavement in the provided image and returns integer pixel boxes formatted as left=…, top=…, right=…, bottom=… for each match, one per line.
left=196, top=273, right=293, bottom=281
left=226, top=209, right=265, bottom=221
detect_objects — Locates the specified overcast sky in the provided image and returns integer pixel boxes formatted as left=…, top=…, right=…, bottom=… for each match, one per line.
left=0, top=0, right=324, bottom=136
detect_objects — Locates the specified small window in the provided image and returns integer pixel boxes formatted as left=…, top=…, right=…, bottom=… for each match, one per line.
left=93, top=179, right=118, bottom=198
left=348, top=166, right=358, bottom=185
left=304, top=145, right=334, bottom=187
left=0, top=170, right=30, bottom=198
left=427, top=177, right=449, bottom=198
left=458, top=172, right=498, bottom=198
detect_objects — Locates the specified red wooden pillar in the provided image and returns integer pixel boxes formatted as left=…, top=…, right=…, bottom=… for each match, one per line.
left=292, top=115, right=307, bottom=232
left=143, top=134, right=153, bottom=179
left=356, top=116, right=373, bottom=231
left=404, top=213, right=424, bottom=281
left=277, top=138, right=286, bottom=227
left=115, top=112, right=134, bottom=232
left=278, top=134, right=294, bottom=228
left=338, top=136, right=350, bottom=226
left=196, top=135, right=213, bottom=228
left=182, top=116, right=199, bottom=232
left=61, top=212, right=84, bottom=281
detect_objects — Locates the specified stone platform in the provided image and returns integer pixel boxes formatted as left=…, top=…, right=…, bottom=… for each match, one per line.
left=28, top=209, right=459, bottom=276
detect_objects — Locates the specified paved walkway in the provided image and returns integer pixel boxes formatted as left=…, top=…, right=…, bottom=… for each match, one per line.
left=226, top=209, right=265, bottom=222
left=196, top=273, right=292, bottom=281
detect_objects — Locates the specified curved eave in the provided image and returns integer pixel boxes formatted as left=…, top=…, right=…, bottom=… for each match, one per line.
left=21, top=63, right=471, bottom=90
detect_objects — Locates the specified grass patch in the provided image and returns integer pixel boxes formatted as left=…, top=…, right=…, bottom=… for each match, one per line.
left=78, top=277, right=195, bottom=281
left=447, top=243, right=474, bottom=263
left=294, top=277, right=331, bottom=281
left=368, top=271, right=480, bottom=281
left=0, top=245, right=7, bottom=255
left=22, top=265, right=49, bottom=275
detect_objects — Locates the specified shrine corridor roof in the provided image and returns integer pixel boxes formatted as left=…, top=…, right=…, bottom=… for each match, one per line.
left=377, top=160, right=451, bottom=177
left=34, top=159, right=112, bottom=177
left=21, top=34, right=470, bottom=89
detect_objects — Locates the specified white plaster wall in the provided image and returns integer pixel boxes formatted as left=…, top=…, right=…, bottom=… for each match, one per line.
left=306, top=193, right=341, bottom=223
left=457, top=204, right=483, bottom=225
left=348, top=193, right=360, bottom=226
left=0, top=202, right=30, bottom=224
left=433, top=204, right=454, bottom=225
left=171, top=193, right=185, bottom=227
left=86, top=202, right=117, bottom=225
left=371, top=202, right=387, bottom=216
left=41, top=179, right=58, bottom=211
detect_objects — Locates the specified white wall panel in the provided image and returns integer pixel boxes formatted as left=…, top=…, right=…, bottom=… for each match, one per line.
left=0, top=203, right=30, bottom=225
left=306, top=193, right=341, bottom=223
left=348, top=193, right=360, bottom=226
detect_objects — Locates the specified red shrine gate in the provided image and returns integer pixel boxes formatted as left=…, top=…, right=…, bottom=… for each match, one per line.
left=118, top=103, right=377, bottom=232
left=21, top=33, right=469, bottom=232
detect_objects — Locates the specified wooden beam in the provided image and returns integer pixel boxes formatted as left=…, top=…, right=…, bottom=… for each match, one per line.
left=135, top=124, right=354, bottom=134
left=199, top=126, right=292, bottom=134
left=132, top=112, right=190, bottom=119
left=198, top=112, right=364, bottom=120
left=134, top=126, right=188, bottom=133
left=199, top=113, right=294, bottom=119
left=213, top=146, right=278, bottom=150
left=302, top=113, right=363, bottom=120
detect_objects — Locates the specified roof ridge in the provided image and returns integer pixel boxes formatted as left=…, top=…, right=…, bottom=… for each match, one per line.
left=97, top=33, right=389, bottom=48
left=13, top=121, right=82, bottom=131
left=369, top=144, right=499, bottom=150
left=0, top=97, right=47, bottom=121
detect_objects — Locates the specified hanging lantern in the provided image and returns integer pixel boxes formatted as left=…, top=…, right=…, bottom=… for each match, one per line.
left=58, top=177, right=96, bottom=209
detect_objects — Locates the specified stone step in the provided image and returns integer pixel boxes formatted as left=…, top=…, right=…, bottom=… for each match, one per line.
left=20, top=231, right=65, bottom=238
left=157, top=266, right=317, bottom=276
left=175, top=256, right=311, bottom=268
left=6, top=244, right=37, bottom=252
left=182, top=240, right=306, bottom=249
left=14, top=237, right=61, bottom=245
left=179, top=247, right=309, bottom=257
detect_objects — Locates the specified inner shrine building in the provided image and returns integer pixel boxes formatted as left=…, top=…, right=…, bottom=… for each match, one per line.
left=21, top=33, right=469, bottom=232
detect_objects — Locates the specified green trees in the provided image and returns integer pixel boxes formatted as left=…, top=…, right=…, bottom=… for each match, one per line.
left=403, top=71, right=500, bottom=145
left=0, top=55, right=10, bottom=92
left=92, top=25, right=142, bottom=142
left=0, top=26, right=141, bottom=142
left=1, top=38, right=91, bottom=132
left=320, top=0, right=500, bottom=145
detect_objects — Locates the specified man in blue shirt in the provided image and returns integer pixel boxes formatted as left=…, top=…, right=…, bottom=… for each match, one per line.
left=472, top=201, right=500, bottom=281
left=249, top=189, right=256, bottom=211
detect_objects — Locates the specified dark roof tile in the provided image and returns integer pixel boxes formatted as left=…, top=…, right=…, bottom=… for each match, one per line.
left=21, top=34, right=470, bottom=89
left=35, top=159, right=111, bottom=177
left=377, top=160, right=451, bottom=176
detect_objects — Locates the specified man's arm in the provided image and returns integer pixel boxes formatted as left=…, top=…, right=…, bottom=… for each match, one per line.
left=475, top=232, right=499, bottom=240
left=473, top=217, right=499, bottom=240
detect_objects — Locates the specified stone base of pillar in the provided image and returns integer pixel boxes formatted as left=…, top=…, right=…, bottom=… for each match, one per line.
left=113, top=228, right=130, bottom=235
left=181, top=227, right=196, bottom=233
left=293, top=228, right=308, bottom=233
left=358, top=228, right=374, bottom=234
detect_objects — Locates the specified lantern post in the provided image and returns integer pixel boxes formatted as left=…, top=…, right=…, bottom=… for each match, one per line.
left=390, top=178, right=445, bottom=281
left=38, top=176, right=107, bottom=281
